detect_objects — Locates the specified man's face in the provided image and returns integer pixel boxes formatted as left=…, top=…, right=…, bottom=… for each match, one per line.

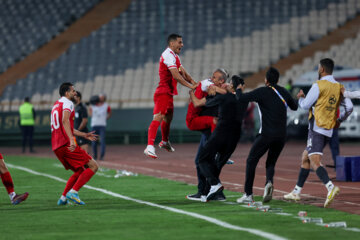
left=318, top=64, right=323, bottom=79
left=66, top=86, right=76, bottom=102
left=74, top=95, right=80, bottom=104
left=170, top=37, right=183, bottom=54
left=211, top=71, right=225, bottom=87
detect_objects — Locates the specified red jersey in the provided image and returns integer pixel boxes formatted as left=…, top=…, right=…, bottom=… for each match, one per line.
left=154, top=47, right=182, bottom=96
left=51, top=97, right=75, bottom=151
left=186, top=79, right=213, bottom=121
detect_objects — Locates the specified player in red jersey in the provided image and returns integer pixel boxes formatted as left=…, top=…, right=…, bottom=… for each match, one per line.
left=51, top=82, right=98, bottom=205
left=186, top=69, right=228, bottom=132
left=0, top=153, right=29, bottom=205
left=144, top=33, right=197, bottom=159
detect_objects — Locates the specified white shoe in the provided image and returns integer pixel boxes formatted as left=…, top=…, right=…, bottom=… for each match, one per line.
left=206, top=183, right=224, bottom=201
left=159, top=141, right=175, bottom=152
left=263, top=182, right=273, bottom=203
left=283, top=191, right=300, bottom=201
left=144, top=145, right=157, bottom=159
left=324, top=186, right=340, bottom=208
left=226, top=159, right=234, bottom=164
left=236, top=194, right=253, bottom=203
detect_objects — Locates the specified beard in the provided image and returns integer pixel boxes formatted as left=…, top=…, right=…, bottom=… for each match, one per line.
left=70, top=96, right=76, bottom=103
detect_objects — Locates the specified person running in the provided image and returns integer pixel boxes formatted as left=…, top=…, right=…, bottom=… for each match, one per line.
left=144, top=33, right=197, bottom=159
left=0, top=153, right=29, bottom=205
left=236, top=67, right=298, bottom=204
left=284, top=58, right=353, bottom=208
left=190, top=75, right=248, bottom=202
left=51, top=82, right=98, bottom=205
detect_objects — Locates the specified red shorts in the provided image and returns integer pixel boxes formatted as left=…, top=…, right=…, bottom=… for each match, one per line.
left=186, top=116, right=214, bottom=131
left=153, top=93, right=174, bottom=115
left=0, top=153, right=3, bottom=159
left=54, top=145, right=92, bottom=171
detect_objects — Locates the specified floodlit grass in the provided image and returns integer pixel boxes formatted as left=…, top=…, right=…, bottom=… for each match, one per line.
left=1, top=155, right=360, bottom=240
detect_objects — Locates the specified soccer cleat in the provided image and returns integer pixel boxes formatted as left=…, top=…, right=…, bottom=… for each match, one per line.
left=144, top=145, right=158, bottom=159
left=236, top=194, right=253, bottom=203
left=57, top=198, right=68, bottom=206
left=66, top=192, right=85, bottom=205
left=263, top=182, right=274, bottom=203
left=226, top=159, right=234, bottom=165
left=186, top=192, right=205, bottom=202
left=283, top=191, right=301, bottom=201
left=205, top=183, right=224, bottom=202
left=158, top=141, right=175, bottom=152
left=11, top=192, right=29, bottom=205
left=324, top=186, right=340, bottom=208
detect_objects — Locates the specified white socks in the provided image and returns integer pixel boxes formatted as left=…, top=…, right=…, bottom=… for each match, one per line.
left=9, top=192, right=16, bottom=200
left=293, top=185, right=302, bottom=194
left=325, top=181, right=334, bottom=192
left=60, top=195, right=67, bottom=201
left=70, top=189, right=78, bottom=194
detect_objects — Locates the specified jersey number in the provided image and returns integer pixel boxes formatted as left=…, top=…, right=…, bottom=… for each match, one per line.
left=51, top=110, right=60, bottom=131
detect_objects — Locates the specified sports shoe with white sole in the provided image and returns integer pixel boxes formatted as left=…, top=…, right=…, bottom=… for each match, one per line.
left=236, top=194, right=253, bottom=203
left=324, top=186, right=340, bottom=208
left=66, top=192, right=85, bottom=205
left=205, top=183, right=224, bottom=202
left=144, top=145, right=158, bottom=159
left=158, top=141, right=175, bottom=152
left=263, top=182, right=274, bottom=203
left=186, top=192, right=204, bottom=202
left=283, top=191, right=300, bottom=201
left=226, top=159, right=234, bottom=164
left=11, top=192, right=29, bottom=205
left=57, top=198, right=68, bottom=206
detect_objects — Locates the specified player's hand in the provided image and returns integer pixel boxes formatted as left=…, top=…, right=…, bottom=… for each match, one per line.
left=297, top=90, right=305, bottom=99
left=208, top=85, right=216, bottom=96
left=236, top=84, right=245, bottom=91
left=84, top=131, right=98, bottom=141
left=68, top=140, right=76, bottom=152
left=221, top=83, right=229, bottom=89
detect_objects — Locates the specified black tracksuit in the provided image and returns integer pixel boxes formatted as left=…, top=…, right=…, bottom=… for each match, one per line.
left=236, top=85, right=298, bottom=195
left=198, top=92, right=248, bottom=185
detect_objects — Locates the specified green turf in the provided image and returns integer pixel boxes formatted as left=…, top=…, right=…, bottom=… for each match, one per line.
left=1, top=155, right=360, bottom=240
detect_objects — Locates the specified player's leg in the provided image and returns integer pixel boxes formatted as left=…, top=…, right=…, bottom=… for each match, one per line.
left=0, top=155, right=29, bottom=205
left=58, top=168, right=84, bottom=205
left=99, top=126, right=106, bottom=160
left=29, top=126, right=35, bottom=152
left=159, top=110, right=175, bottom=152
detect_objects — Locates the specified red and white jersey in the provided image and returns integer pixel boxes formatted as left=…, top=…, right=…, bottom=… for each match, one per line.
left=186, top=79, right=214, bottom=121
left=155, top=47, right=182, bottom=96
left=51, top=97, right=75, bottom=151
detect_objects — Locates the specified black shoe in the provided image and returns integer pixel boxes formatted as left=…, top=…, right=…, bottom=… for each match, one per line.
left=326, top=164, right=335, bottom=168
left=186, top=192, right=203, bottom=201
left=211, top=191, right=226, bottom=201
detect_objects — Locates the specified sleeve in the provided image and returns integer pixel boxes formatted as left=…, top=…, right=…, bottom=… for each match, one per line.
left=236, top=88, right=262, bottom=103
left=81, top=106, right=88, bottom=118
left=344, top=90, right=360, bottom=99
left=201, top=79, right=213, bottom=92
left=163, top=52, right=177, bottom=69
left=205, top=94, right=224, bottom=108
left=298, top=83, right=319, bottom=110
left=63, top=100, right=74, bottom=112
left=339, top=97, right=353, bottom=122
left=107, top=105, right=111, bottom=113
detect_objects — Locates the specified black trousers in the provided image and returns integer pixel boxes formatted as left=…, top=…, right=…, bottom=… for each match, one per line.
left=244, top=134, right=285, bottom=195
left=198, top=124, right=241, bottom=185
left=21, top=126, right=34, bottom=152
left=194, top=130, right=211, bottom=195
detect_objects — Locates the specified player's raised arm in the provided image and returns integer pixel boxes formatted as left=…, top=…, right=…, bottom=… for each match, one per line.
left=189, top=90, right=206, bottom=108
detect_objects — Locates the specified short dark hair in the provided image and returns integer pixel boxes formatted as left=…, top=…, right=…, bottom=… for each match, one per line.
left=266, top=67, right=280, bottom=85
left=167, top=33, right=182, bottom=45
left=59, top=82, right=73, bottom=97
left=320, top=58, right=334, bottom=74
left=76, top=91, right=82, bottom=100
left=231, top=75, right=244, bottom=90
left=24, top=97, right=30, bottom=102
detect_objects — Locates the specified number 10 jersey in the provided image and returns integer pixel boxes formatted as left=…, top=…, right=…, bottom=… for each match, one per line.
left=51, top=96, right=75, bottom=151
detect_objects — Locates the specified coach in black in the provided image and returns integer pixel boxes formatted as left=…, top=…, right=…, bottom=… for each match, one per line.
left=190, top=75, right=248, bottom=202
left=74, top=91, right=90, bottom=153
left=236, top=67, right=298, bottom=203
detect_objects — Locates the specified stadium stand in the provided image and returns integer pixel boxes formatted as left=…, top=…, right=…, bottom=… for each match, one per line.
left=0, top=0, right=359, bottom=111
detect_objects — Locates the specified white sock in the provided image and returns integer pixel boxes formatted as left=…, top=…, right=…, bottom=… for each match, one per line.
left=293, top=185, right=302, bottom=194
left=70, top=189, right=78, bottom=194
left=162, top=141, right=167, bottom=144
left=9, top=192, right=16, bottom=200
left=325, top=181, right=334, bottom=191
left=60, top=195, right=67, bottom=201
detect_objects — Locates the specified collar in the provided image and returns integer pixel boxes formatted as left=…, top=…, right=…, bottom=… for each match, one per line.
left=319, top=75, right=335, bottom=81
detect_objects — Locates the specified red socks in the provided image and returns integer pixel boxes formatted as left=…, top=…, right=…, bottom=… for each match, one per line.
left=72, top=168, right=95, bottom=192
left=161, top=121, right=170, bottom=142
left=147, top=120, right=161, bottom=145
left=62, top=169, right=84, bottom=196
left=1, top=171, right=14, bottom=194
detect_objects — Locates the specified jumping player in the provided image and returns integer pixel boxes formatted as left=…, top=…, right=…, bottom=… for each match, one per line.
left=0, top=153, right=29, bottom=205
left=144, top=33, right=197, bottom=159
left=51, top=82, right=98, bottom=205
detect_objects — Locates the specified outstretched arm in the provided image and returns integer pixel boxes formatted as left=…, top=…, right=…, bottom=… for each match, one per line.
left=189, top=90, right=206, bottom=107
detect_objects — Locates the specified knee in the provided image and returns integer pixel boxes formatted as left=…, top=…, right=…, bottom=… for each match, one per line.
left=89, top=159, right=99, bottom=172
left=0, top=159, right=8, bottom=174
left=153, top=113, right=164, bottom=122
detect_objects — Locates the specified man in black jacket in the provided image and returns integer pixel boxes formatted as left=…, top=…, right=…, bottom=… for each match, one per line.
left=190, top=75, right=248, bottom=202
left=236, top=67, right=298, bottom=203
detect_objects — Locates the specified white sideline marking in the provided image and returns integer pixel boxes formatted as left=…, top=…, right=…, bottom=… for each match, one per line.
left=7, top=163, right=287, bottom=240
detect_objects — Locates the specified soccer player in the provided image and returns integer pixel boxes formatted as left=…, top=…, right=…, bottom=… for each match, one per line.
left=144, top=33, right=197, bottom=159
left=284, top=59, right=353, bottom=208
left=74, top=91, right=90, bottom=153
left=0, top=153, right=29, bottom=205
left=51, top=82, right=98, bottom=205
